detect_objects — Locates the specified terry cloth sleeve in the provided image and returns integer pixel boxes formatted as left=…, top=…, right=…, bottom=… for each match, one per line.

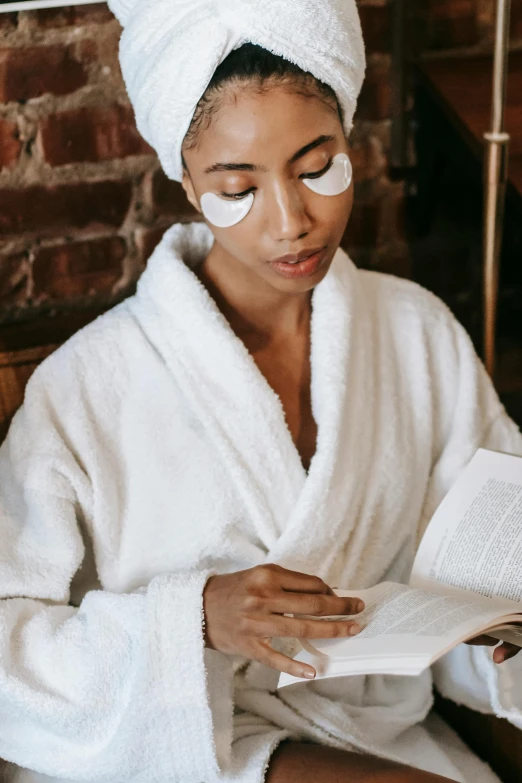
left=414, top=301, right=522, bottom=728
left=0, top=362, right=233, bottom=782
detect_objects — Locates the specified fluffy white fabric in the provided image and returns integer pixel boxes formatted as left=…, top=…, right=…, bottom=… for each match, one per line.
left=1, top=221, right=522, bottom=783
left=106, top=0, right=366, bottom=181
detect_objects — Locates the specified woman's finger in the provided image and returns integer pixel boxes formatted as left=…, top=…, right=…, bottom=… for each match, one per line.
left=266, top=591, right=364, bottom=618
left=493, top=643, right=520, bottom=663
left=254, top=639, right=317, bottom=679
left=263, top=615, right=362, bottom=640
left=276, top=567, right=334, bottom=595
left=248, top=565, right=333, bottom=597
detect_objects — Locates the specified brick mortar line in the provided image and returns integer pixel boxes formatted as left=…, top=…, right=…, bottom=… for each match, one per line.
left=0, top=215, right=176, bottom=260
left=1, top=227, right=129, bottom=249
left=0, top=233, right=129, bottom=252
left=0, top=88, right=134, bottom=123
left=0, top=12, right=120, bottom=47
left=0, top=152, right=159, bottom=189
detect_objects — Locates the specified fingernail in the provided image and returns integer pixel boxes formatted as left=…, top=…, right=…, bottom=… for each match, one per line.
left=349, top=623, right=361, bottom=635
left=356, top=601, right=365, bottom=612
left=303, top=669, right=316, bottom=679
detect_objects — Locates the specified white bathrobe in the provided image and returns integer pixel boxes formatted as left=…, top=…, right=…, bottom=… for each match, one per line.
left=1, top=221, right=522, bottom=783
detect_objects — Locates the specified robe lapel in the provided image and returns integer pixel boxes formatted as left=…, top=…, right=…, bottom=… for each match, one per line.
left=130, top=223, right=305, bottom=552
left=130, top=223, right=374, bottom=572
left=268, top=249, right=375, bottom=577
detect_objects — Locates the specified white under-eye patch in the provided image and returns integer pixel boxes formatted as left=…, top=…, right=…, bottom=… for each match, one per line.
left=200, top=191, right=254, bottom=228
left=303, top=152, right=353, bottom=196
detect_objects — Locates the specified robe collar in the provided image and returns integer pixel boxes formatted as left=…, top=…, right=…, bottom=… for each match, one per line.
left=130, top=222, right=375, bottom=577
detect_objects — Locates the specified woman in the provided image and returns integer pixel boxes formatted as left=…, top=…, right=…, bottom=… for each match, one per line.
left=1, top=1, right=522, bottom=782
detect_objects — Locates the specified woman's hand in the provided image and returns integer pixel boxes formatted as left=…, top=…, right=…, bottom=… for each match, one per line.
left=203, top=563, right=364, bottom=680
left=466, top=635, right=520, bottom=663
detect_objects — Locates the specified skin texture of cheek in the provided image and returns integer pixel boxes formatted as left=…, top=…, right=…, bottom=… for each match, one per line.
left=200, top=191, right=255, bottom=228
left=303, top=153, right=352, bottom=196
left=204, top=182, right=354, bottom=295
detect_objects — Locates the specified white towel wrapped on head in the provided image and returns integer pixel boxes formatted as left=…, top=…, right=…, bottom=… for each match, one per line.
left=107, top=0, right=366, bottom=181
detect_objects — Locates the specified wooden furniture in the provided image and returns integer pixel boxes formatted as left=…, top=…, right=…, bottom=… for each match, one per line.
left=413, top=52, right=522, bottom=275
left=414, top=52, right=522, bottom=207
left=412, top=52, right=522, bottom=410
left=0, top=310, right=105, bottom=441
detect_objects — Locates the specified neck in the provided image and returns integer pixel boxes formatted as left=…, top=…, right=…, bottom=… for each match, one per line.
left=196, top=242, right=312, bottom=343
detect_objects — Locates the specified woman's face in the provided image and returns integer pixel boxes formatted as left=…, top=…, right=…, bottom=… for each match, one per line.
left=181, top=83, right=354, bottom=295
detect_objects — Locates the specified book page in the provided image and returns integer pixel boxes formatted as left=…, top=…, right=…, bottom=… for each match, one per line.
left=278, top=581, right=519, bottom=687
left=410, top=449, right=522, bottom=605
left=302, top=582, right=512, bottom=658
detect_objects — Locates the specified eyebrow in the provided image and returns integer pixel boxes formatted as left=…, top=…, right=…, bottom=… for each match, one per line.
left=203, top=134, right=336, bottom=175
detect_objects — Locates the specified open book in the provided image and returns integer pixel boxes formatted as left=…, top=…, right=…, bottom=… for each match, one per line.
left=278, top=449, right=522, bottom=688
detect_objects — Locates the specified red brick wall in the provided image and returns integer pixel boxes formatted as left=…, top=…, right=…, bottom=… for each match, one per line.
left=0, top=4, right=199, bottom=323
left=0, top=0, right=517, bottom=324
left=0, top=1, right=410, bottom=323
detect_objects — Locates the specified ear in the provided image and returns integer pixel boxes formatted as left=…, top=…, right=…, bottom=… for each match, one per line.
left=181, top=168, right=202, bottom=214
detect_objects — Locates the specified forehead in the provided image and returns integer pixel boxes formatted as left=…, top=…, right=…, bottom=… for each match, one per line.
left=193, top=85, right=341, bottom=164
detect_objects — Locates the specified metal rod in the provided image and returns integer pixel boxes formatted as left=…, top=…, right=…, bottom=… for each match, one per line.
left=483, top=0, right=512, bottom=379
left=390, top=0, right=408, bottom=169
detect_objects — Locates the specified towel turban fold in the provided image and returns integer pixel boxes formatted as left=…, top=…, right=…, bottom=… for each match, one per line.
left=108, top=0, right=366, bottom=182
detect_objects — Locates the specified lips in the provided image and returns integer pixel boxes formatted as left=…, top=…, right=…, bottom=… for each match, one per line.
left=269, top=247, right=327, bottom=280
left=271, top=246, right=325, bottom=266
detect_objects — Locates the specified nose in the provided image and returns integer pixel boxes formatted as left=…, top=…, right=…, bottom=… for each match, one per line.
left=266, top=178, right=312, bottom=242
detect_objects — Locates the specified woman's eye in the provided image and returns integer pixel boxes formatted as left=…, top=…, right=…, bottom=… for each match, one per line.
left=301, top=159, right=333, bottom=180
left=220, top=188, right=255, bottom=201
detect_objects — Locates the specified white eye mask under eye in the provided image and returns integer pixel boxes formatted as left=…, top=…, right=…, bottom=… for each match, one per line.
left=200, top=191, right=254, bottom=228
left=303, top=152, right=353, bottom=196
left=199, top=152, right=352, bottom=228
